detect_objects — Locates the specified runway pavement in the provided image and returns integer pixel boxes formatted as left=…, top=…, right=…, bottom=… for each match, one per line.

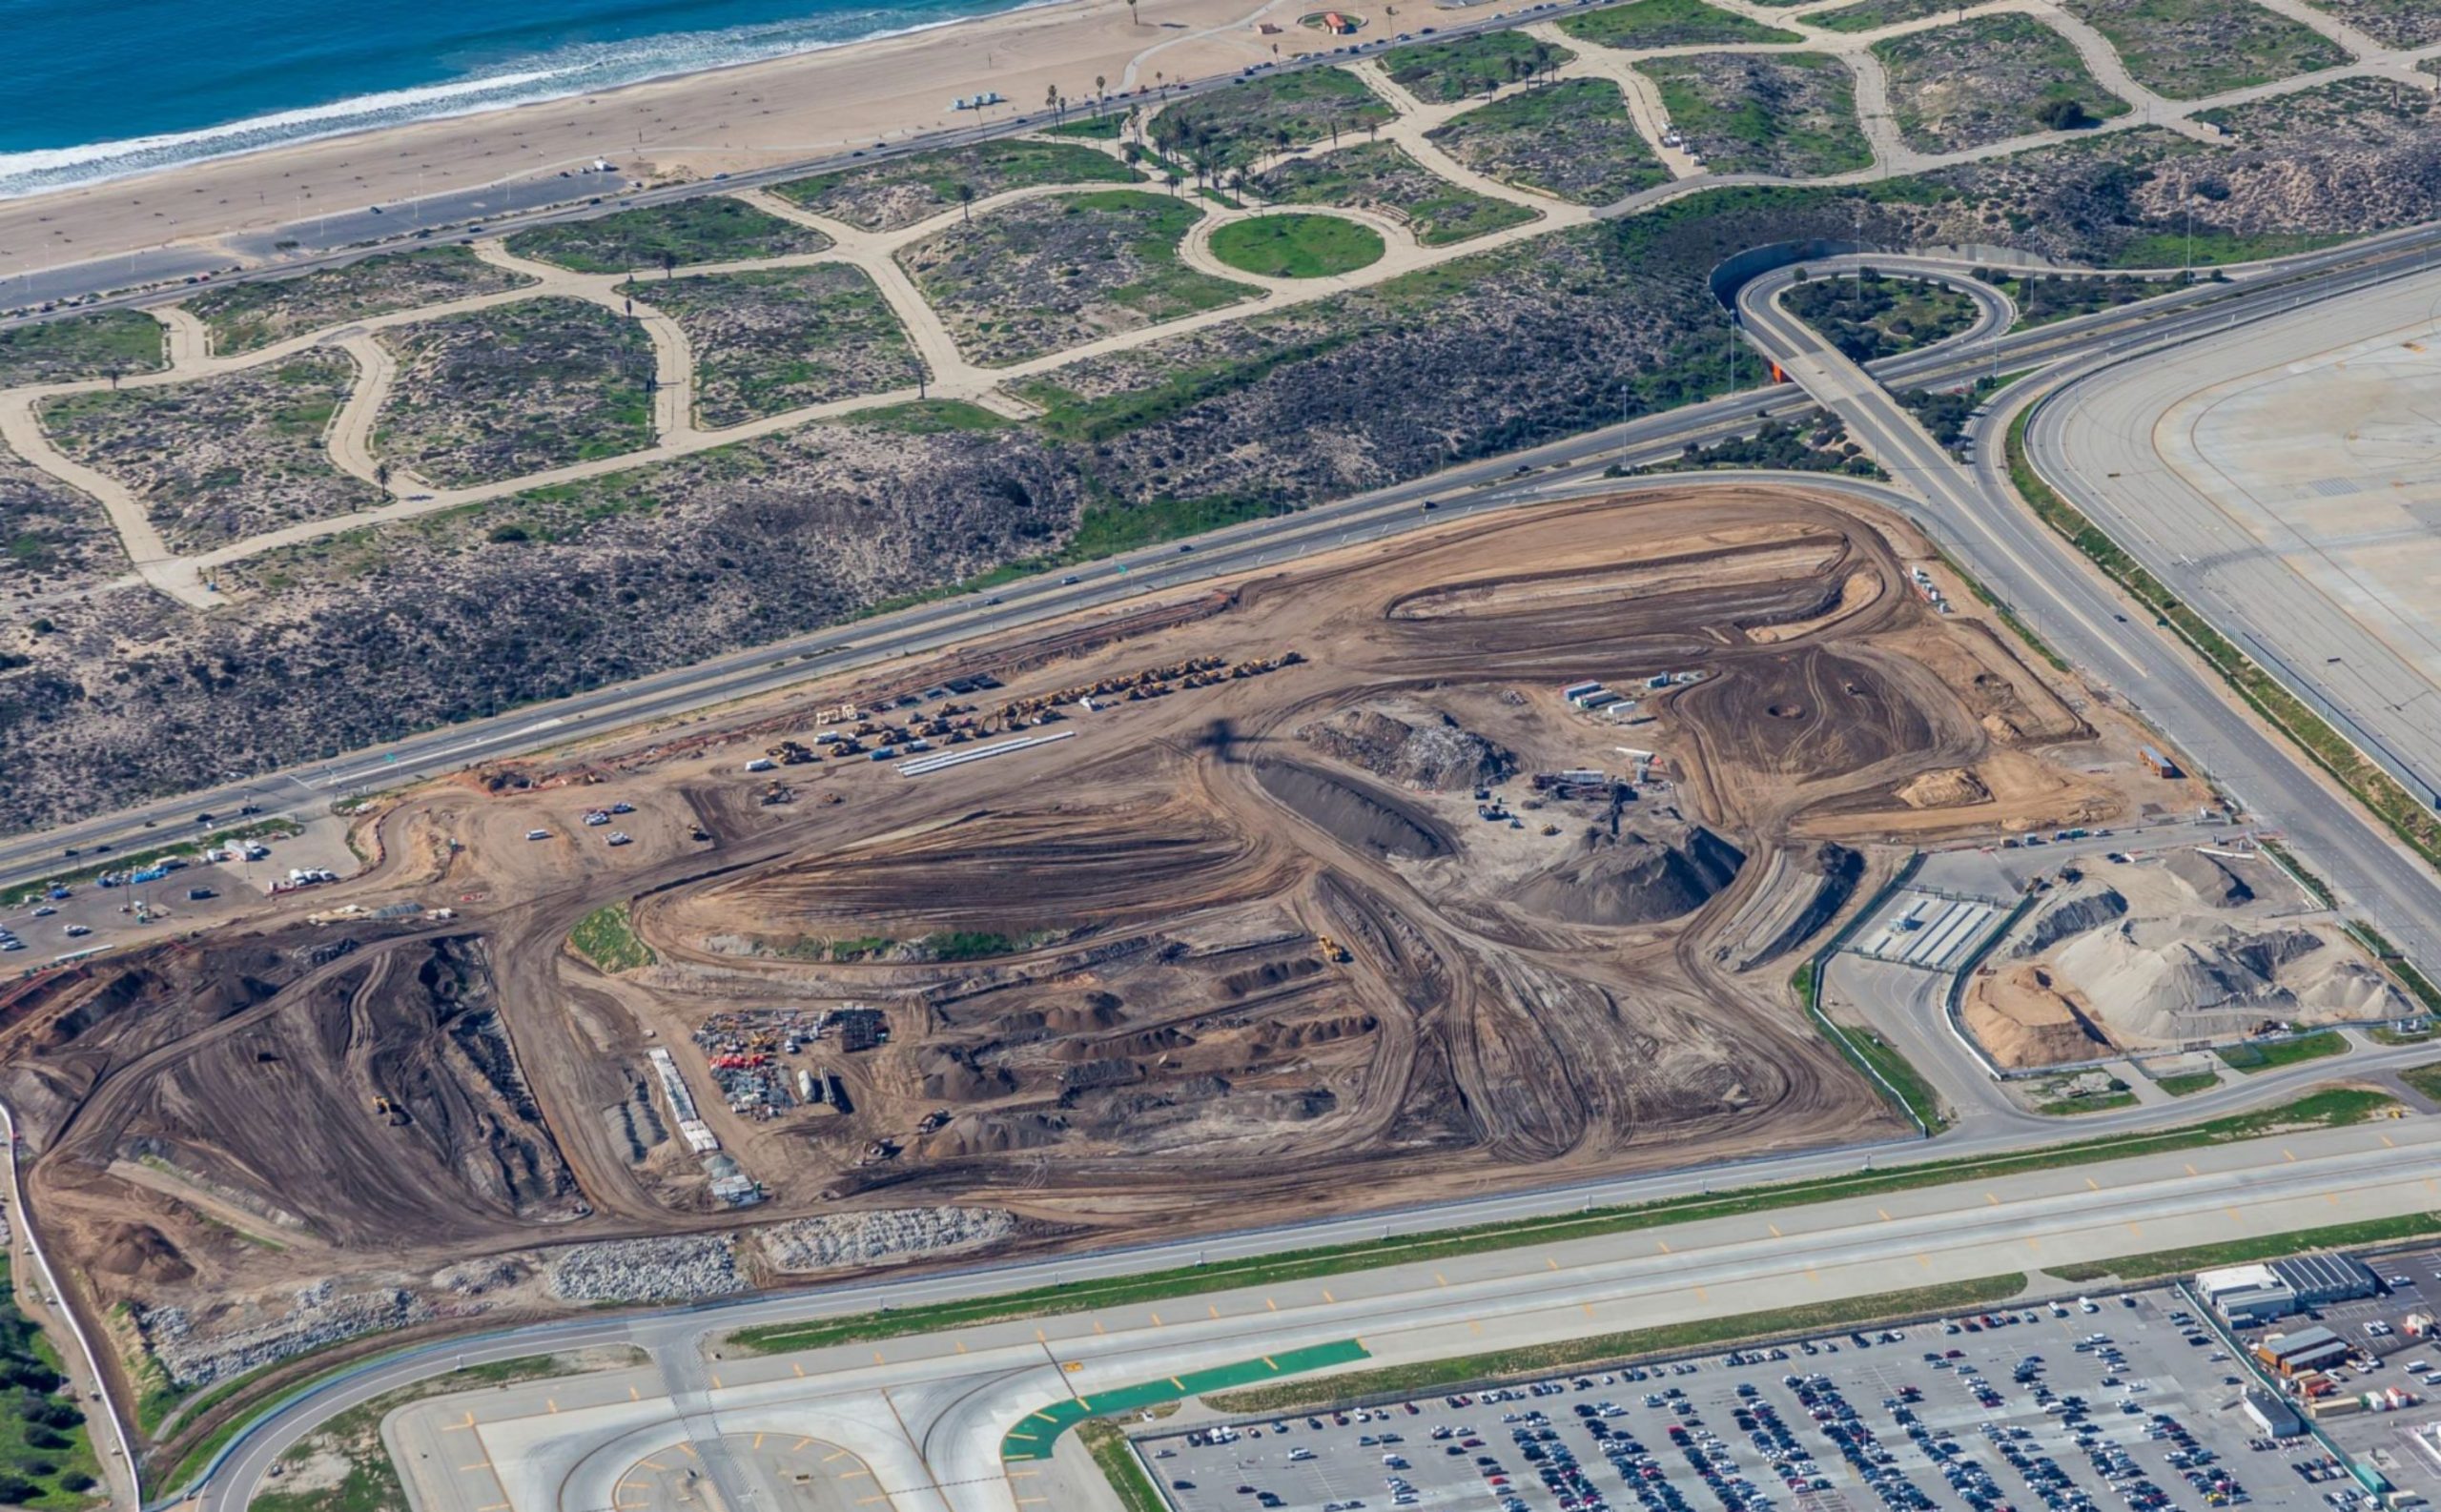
left=219, top=1116, right=2441, bottom=1512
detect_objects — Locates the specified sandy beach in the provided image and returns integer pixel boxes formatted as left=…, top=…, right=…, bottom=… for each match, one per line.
left=0, top=0, right=1398, bottom=277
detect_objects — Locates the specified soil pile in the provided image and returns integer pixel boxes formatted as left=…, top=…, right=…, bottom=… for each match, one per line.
left=1966, top=963, right=2116, bottom=1068
left=2012, top=887, right=2128, bottom=957
left=2054, top=919, right=2396, bottom=1043
left=1896, top=767, right=1991, bottom=808
left=1254, top=760, right=1453, bottom=860
left=2165, top=848, right=2255, bottom=909
left=1753, top=843, right=1864, bottom=963
left=1510, top=827, right=1745, bottom=927
left=1298, top=706, right=1516, bottom=790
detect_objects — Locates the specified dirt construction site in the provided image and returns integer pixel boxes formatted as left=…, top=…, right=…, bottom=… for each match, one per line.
left=0, top=484, right=2196, bottom=1415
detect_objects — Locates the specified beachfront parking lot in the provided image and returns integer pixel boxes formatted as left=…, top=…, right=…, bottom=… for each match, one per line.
left=1139, top=1290, right=2329, bottom=1512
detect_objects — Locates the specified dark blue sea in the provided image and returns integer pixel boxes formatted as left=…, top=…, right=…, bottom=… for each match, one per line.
left=0, top=0, right=1044, bottom=197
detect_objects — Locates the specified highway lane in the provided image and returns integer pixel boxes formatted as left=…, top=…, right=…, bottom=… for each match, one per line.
left=1736, top=256, right=2441, bottom=970
left=16, top=220, right=2441, bottom=898
left=201, top=1115, right=2441, bottom=1512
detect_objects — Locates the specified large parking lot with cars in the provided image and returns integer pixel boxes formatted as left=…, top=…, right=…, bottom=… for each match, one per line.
left=1141, top=1289, right=2338, bottom=1512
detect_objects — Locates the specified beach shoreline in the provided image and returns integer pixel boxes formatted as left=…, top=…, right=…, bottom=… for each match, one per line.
left=0, top=0, right=1385, bottom=282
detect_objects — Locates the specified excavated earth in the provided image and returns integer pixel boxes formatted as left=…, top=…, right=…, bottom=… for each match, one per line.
left=0, top=484, right=2170, bottom=1414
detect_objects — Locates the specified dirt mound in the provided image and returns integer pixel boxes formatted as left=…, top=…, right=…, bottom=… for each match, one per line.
left=1053, top=1025, right=1193, bottom=1059
left=1254, top=760, right=1453, bottom=861
left=1216, top=956, right=1324, bottom=999
left=1753, top=843, right=1865, bottom=964
left=919, top=1112, right=1068, bottom=1157
left=916, top=1045, right=1017, bottom=1101
left=1966, top=964, right=2115, bottom=1068
left=1897, top=766, right=1991, bottom=809
left=2052, top=919, right=2397, bottom=1043
left=1297, top=706, right=1516, bottom=791
left=1509, top=827, right=1745, bottom=927
left=2165, top=848, right=2254, bottom=909
left=1044, top=992, right=1126, bottom=1032
left=2013, top=887, right=2128, bottom=956
left=1257, top=1012, right=1381, bottom=1052
left=92, top=1223, right=195, bottom=1284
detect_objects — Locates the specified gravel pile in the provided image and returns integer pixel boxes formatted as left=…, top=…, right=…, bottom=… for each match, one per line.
left=141, top=1282, right=432, bottom=1386
left=432, top=1257, right=525, bottom=1297
left=760, top=1207, right=1016, bottom=1274
left=546, top=1235, right=744, bottom=1302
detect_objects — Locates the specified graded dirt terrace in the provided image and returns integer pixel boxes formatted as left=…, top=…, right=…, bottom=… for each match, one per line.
left=0, top=484, right=2175, bottom=1416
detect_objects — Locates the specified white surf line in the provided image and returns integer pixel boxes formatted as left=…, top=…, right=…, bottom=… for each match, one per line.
left=896, top=728, right=1077, bottom=777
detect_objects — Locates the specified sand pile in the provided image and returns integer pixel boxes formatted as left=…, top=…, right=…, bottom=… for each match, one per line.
left=1897, top=767, right=1992, bottom=809
left=2053, top=919, right=2396, bottom=1043
left=1510, top=827, right=1745, bottom=927
left=2165, top=849, right=2254, bottom=908
left=1966, top=963, right=2115, bottom=1068
left=1254, top=760, right=1453, bottom=860
left=1297, top=706, right=1516, bottom=791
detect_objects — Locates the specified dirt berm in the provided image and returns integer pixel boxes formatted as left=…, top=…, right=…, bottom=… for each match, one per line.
left=1253, top=760, right=1453, bottom=860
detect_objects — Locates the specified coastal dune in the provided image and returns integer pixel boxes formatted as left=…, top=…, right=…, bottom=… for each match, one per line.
left=0, top=0, right=1358, bottom=276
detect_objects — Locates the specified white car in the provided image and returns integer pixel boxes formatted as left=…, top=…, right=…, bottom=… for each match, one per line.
left=63, top=925, right=91, bottom=937
left=30, top=906, right=55, bottom=918
left=525, top=828, right=551, bottom=841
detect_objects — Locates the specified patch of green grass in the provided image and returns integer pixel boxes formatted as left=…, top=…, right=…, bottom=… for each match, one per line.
left=568, top=903, right=655, bottom=973
left=1203, top=1275, right=2029, bottom=1414
left=1015, top=331, right=1358, bottom=446
left=505, top=196, right=831, bottom=274
left=1560, top=0, right=1803, bottom=47
left=2215, top=1031, right=2348, bottom=1073
left=2103, top=227, right=2344, bottom=269
left=2034, top=1092, right=2139, bottom=1115
left=1044, top=113, right=1130, bottom=139
left=1806, top=0, right=1979, bottom=32
left=1426, top=78, right=1670, bottom=204
left=2005, top=408, right=2441, bottom=880
left=2153, top=1071, right=2222, bottom=1097
left=2371, top=1022, right=2439, bottom=1047
left=1207, top=214, right=1385, bottom=276
left=1254, top=141, right=1537, bottom=245
left=2255, top=838, right=2334, bottom=906
left=2399, top=1062, right=2441, bottom=1103
left=2046, top=1213, right=2441, bottom=1283
left=728, top=1089, right=2389, bottom=1356
left=2056, top=0, right=2347, bottom=100
left=1874, top=14, right=2130, bottom=153
left=1384, top=31, right=1574, bottom=103
left=775, top=139, right=1138, bottom=231
left=183, top=247, right=533, bottom=355
left=1077, top=1420, right=1168, bottom=1512
left=1816, top=1015, right=1948, bottom=1133
left=0, top=1261, right=102, bottom=1509
left=1639, top=53, right=1872, bottom=177
left=1150, top=68, right=1397, bottom=171
left=0, top=309, right=166, bottom=389
left=844, top=399, right=1012, bottom=435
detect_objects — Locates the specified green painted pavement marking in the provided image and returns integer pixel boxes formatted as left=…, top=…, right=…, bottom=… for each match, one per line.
left=1000, top=1339, right=1369, bottom=1461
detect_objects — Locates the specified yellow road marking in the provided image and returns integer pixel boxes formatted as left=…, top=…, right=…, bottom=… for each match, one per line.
left=840, top=1467, right=871, bottom=1480
left=642, top=1460, right=667, bottom=1472
left=460, top=1464, right=492, bottom=1474
left=2085, top=1177, right=2099, bottom=1192
left=1036, top=1328, right=1047, bottom=1343
left=2328, top=1192, right=2341, bottom=1205
left=709, top=1374, right=723, bottom=1390
left=1469, top=1319, right=1484, bottom=1335
left=1435, top=1273, right=1447, bottom=1288
left=2382, top=1134, right=2397, bottom=1148
left=618, top=1481, right=650, bottom=1493
left=1210, top=1304, right=1220, bottom=1319
left=1768, top=1223, right=1782, bottom=1238
left=2126, top=1221, right=2143, bottom=1238
left=793, top=1438, right=812, bottom=1451
left=2226, top=1206, right=2246, bottom=1224
left=753, top=1434, right=765, bottom=1450
left=1917, top=1253, right=1932, bottom=1269
left=1694, top=1284, right=1710, bottom=1302
left=1984, top=1194, right=1999, bottom=1207
left=2283, top=1148, right=2296, bottom=1163
left=1323, top=1291, right=1336, bottom=1304
left=1265, top=1297, right=1278, bottom=1312
left=1262, top=1356, right=1278, bottom=1369
left=2185, top=1163, right=2199, bottom=1177
left=2025, top=1237, right=2041, bottom=1252
left=629, top=1386, right=641, bottom=1401
left=678, top=1444, right=698, bottom=1461
left=1877, top=1208, right=1891, bottom=1222
left=1091, top=1322, right=1103, bottom=1336
left=1656, top=1240, right=1671, bottom=1255
left=1150, top=1312, right=1164, bottom=1327
left=546, top=1399, right=558, bottom=1415
left=1584, top=1302, right=1597, bottom=1318
left=793, top=1362, right=806, bottom=1378
left=445, top=1413, right=477, bottom=1431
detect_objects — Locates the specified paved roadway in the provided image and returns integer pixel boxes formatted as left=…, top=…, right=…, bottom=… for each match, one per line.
left=1735, top=255, right=2441, bottom=970
left=15, top=221, right=2441, bottom=896
left=2028, top=262, right=2441, bottom=810
left=196, top=1115, right=2441, bottom=1512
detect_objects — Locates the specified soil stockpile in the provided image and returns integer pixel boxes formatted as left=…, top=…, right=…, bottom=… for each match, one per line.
left=1253, top=760, right=1454, bottom=860
left=1297, top=705, right=1517, bottom=790
left=1510, top=827, right=1746, bottom=927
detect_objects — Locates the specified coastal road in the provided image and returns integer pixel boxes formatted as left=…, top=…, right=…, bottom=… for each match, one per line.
left=1734, top=255, right=2441, bottom=972
left=190, top=1113, right=2441, bottom=1512
left=14, top=221, right=2441, bottom=900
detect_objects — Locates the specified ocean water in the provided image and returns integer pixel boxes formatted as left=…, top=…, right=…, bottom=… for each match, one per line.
left=0, top=0, right=1045, bottom=199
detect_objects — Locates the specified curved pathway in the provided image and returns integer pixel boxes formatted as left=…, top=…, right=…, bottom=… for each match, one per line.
left=3, top=15, right=2437, bottom=606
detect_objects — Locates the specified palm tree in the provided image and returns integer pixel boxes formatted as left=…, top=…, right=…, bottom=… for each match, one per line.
left=955, top=182, right=976, bottom=222
left=1127, top=0, right=1138, bottom=23
left=1165, top=170, right=1183, bottom=196
left=1095, top=74, right=1108, bottom=115
left=660, top=249, right=677, bottom=280
left=1046, top=83, right=1061, bottom=124
left=374, top=460, right=393, bottom=495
